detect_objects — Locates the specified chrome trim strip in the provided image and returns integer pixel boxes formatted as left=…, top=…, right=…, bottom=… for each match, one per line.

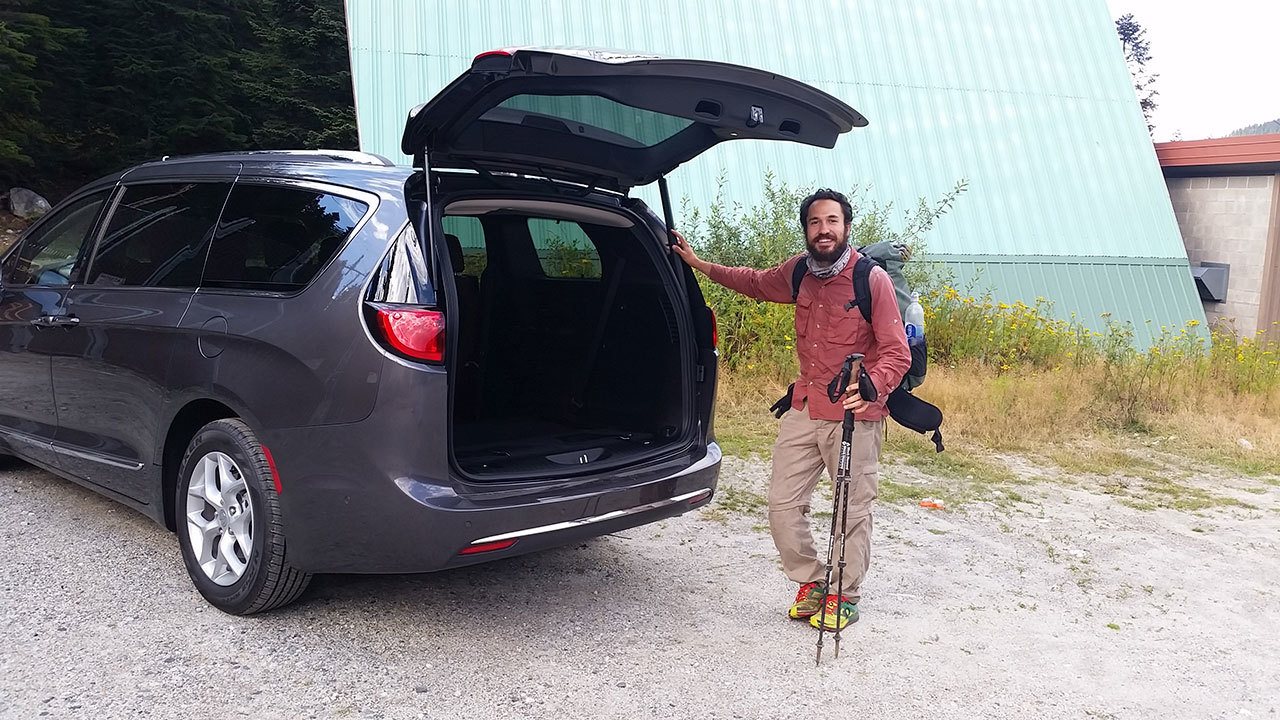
left=471, top=486, right=715, bottom=545
left=0, top=428, right=144, bottom=470
left=0, top=427, right=52, bottom=448
left=48, top=443, right=145, bottom=471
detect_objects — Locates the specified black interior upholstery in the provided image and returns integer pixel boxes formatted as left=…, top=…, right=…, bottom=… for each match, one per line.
left=444, top=232, right=483, bottom=417
left=447, top=210, right=684, bottom=477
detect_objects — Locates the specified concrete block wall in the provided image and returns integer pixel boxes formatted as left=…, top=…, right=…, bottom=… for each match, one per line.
left=1166, top=175, right=1276, bottom=337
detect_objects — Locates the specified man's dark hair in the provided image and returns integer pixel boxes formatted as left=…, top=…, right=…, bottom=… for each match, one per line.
left=799, top=188, right=854, bottom=229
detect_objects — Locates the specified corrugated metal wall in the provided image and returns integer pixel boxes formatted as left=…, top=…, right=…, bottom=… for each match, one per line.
left=345, top=0, right=1206, bottom=344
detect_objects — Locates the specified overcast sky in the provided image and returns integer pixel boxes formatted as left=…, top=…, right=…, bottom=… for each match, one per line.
left=1103, top=0, right=1278, bottom=141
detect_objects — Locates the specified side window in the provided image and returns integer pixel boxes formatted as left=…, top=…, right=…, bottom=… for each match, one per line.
left=88, top=182, right=230, bottom=288
left=441, top=215, right=486, bottom=276
left=2, top=191, right=109, bottom=286
left=203, top=184, right=368, bottom=292
left=527, top=218, right=601, bottom=279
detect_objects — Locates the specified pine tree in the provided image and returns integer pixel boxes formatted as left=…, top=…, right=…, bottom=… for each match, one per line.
left=0, top=0, right=358, bottom=196
left=52, top=0, right=253, bottom=163
left=0, top=16, right=41, bottom=170
left=1228, top=119, right=1280, bottom=137
left=0, top=4, right=85, bottom=187
left=1116, top=13, right=1159, bottom=136
left=238, top=0, right=356, bottom=150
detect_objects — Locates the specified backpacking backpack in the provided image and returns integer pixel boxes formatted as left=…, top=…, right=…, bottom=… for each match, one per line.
left=790, top=241, right=927, bottom=389
left=785, top=242, right=945, bottom=452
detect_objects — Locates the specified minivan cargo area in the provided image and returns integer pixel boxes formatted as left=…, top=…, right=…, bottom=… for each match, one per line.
left=442, top=198, right=690, bottom=479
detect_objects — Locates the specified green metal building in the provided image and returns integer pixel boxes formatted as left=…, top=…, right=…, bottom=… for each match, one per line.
left=344, top=0, right=1205, bottom=344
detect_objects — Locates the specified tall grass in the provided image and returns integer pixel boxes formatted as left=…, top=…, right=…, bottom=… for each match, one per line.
left=924, top=286, right=1280, bottom=429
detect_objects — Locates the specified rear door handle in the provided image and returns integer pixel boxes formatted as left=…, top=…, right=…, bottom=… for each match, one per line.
left=30, top=315, right=58, bottom=328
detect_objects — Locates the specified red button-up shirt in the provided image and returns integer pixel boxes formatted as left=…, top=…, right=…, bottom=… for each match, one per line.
left=705, top=252, right=912, bottom=422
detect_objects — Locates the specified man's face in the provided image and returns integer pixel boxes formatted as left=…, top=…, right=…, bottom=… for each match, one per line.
left=804, top=198, right=850, bottom=263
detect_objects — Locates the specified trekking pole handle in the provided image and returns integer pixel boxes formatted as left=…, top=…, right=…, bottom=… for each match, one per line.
left=827, top=353, right=866, bottom=404
left=858, top=366, right=877, bottom=404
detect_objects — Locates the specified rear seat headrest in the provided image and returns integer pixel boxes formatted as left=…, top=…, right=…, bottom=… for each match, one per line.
left=443, top=233, right=464, bottom=272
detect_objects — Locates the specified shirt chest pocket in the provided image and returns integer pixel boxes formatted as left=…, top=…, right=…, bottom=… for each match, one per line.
left=795, top=294, right=815, bottom=339
left=827, top=305, right=867, bottom=347
left=798, top=294, right=866, bottom=347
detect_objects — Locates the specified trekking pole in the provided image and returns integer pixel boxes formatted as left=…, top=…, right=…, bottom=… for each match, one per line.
left=814, top=447, right=843, bottom=665
left=832, top=400, right=855, bottom=659
left=816, top=352, right=863, bottom=665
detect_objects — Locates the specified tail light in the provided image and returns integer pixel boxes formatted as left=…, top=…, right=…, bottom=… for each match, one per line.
left=709, top=308, right=719, bottom=349
left=373, top=305, right=445, bottom=362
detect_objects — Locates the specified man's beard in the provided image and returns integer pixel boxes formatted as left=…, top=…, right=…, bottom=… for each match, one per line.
left=807, top=234, right=849, bottom=265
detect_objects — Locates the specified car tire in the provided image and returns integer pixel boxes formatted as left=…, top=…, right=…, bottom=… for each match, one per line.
left=175, top=418, right=311, bottom=615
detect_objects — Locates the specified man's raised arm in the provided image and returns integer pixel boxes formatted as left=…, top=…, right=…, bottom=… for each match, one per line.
left=670, top=231, right=798, bottom=304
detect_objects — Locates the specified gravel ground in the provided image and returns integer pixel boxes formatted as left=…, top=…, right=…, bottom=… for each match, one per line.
left=2, top=454, right=1278, bottom=720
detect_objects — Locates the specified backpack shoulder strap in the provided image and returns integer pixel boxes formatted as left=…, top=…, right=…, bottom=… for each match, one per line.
left=845, top=255, right=877, bottom=323
left=789, top=257, right=807, bottom=302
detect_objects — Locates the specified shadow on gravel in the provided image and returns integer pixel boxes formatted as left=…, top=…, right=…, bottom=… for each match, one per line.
left=291, top=532, right=681, bottom=630
left=10, top=461, right=690, bottom=628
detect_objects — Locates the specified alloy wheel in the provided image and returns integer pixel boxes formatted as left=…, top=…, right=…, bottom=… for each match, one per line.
left=184, top=451, right=255, bottom=586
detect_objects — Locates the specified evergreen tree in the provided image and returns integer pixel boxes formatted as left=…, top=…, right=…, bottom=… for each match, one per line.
left=1116, top=13, right=1159, bottom=136
left=0, top=16, right=41, bottom=170
left=0, top=3, right=85, bottom=188
left=238, top=0, right=357, bottom=150
left=1228, top=119, right=1280, bottom=137
left=49, top=1, right=253, bottom=165
left=0, top=0, right=358, bottom=197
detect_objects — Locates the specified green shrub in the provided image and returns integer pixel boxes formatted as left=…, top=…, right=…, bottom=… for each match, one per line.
left=680, top=172, right=1279, bottom=430
left=679, top=172, right=966, bottom=370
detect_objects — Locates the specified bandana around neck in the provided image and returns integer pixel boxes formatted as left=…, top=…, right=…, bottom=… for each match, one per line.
left=806, top=244, right=852, bottom=279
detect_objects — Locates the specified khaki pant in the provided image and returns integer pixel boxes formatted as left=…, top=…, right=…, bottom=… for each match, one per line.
left=768, top=408, right=883, bottom=602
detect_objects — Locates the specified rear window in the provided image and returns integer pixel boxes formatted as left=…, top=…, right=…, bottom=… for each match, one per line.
left=484, top=94, right=693, bottom=148
left=527, top=218, right=601, bottom=279
left=203, top=184, right=367, bottom=292
left=88, top=182, right=229, bottom=288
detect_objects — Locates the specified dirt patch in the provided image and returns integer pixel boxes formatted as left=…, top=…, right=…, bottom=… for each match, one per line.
left=704, top=452, right=1280, bottom=718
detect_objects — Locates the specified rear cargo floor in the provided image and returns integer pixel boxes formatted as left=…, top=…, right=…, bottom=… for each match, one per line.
left=454, top=419, right=673, bottom=475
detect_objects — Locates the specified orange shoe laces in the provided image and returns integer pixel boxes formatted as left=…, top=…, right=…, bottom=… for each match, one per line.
left=822, top=594, right=853, bottom=615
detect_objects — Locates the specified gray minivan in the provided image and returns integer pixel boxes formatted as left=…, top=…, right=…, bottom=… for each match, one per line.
left=0, top=47, right=862, bottom=613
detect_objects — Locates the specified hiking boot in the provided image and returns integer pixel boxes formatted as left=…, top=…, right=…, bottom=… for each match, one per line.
left=787, top=581, right=826, bottom=619
left=809, top=594, right=858, bottom=630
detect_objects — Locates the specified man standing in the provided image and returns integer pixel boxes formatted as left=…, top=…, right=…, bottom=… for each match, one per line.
left=672, top=189, right=911, bottom=631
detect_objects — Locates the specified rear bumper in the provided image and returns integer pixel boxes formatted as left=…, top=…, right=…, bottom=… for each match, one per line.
left=275, top=439, right=721, bottom=574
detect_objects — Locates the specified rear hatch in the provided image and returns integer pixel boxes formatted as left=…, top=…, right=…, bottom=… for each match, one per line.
left=398, top=47, right=865, bottom=481
left=401, top=46, right=866, bottom=192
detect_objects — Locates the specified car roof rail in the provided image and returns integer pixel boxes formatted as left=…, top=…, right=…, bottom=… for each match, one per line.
left=149, top=150, right=397, bottom=167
